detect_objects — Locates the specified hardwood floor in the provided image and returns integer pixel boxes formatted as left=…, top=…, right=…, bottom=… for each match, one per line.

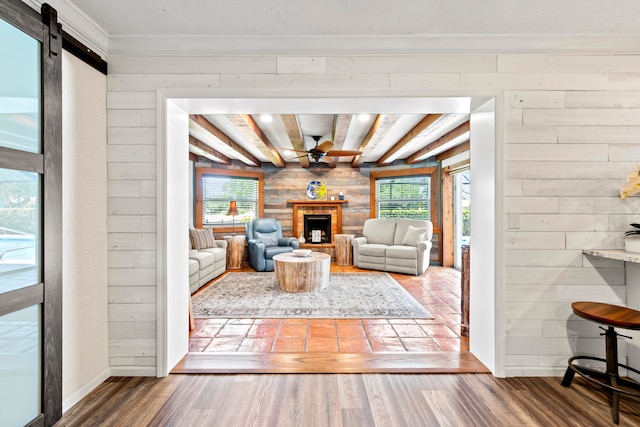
left=182, top=265, right=481, bottom=373
left=57, top=374, right=640, bottom=426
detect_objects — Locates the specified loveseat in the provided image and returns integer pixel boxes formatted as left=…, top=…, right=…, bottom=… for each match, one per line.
left=352, top=218, right=433, bottom=275
left=189, top=228, right=227, bottom=294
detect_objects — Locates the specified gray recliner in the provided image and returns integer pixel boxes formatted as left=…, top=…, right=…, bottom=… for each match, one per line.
left=246, top=218, right=299, bottom=271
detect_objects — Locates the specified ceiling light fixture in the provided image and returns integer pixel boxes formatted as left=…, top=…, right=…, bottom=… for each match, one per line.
left=357, top=114, right=371, bottom=122
left=259, top=114, right=273, bottom=123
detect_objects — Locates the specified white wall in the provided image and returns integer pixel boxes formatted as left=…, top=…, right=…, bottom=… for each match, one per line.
left=105, top=53, right=640, bottom=376
left=61, top=51, right=109, bottom=410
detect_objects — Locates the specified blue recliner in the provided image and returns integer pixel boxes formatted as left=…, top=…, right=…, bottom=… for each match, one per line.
left=246, top=218, right=299, bottom=271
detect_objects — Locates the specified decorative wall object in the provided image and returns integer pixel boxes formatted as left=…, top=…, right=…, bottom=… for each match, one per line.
left=620, top=164, right=640, bottom=199
left=306, top=180, right=327, bottom=200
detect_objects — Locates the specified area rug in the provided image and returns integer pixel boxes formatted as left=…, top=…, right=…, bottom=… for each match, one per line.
left=191, top=272, right=432, bottom=319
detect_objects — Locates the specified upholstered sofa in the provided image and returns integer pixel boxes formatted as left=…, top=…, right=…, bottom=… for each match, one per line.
left=352, top=218, right=433, bottom=275
left=189, top=229, right=227, bottom=294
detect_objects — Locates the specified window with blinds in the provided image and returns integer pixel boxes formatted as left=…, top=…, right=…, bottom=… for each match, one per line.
left=202, top=175, right=258, bottom=226
left=375, top=175, right=431, bottom=220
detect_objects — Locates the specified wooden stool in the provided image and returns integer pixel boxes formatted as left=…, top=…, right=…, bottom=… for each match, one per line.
left=561, top=301, right=640, bottom=424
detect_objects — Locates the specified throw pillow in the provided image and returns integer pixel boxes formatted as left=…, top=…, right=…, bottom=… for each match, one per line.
left=254, top=231, right=279, bottom=247
left=189, top=228, right=217, bottom=250
left=401, top=225, right=428, bottom=247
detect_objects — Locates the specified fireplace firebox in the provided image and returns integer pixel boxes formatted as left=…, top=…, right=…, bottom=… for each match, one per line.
left=304, top=214, right=331, bottom=244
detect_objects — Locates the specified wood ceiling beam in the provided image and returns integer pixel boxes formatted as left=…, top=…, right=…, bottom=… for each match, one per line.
left=436, top=139, right=471, bottom=163
left=332, top=114, right=352, bottom=151
left=188, top=135, right=231, bottom=164
left=228, top=114, right=286, bottom=168
left=324, top=115, right=339, bottom=169
left=351, top=114, right=401, bottom=167
left=190, top=114, right=260, bottom=167
left=376, top=114, right=443, bottom=166
left=281, top=114, right=309, bottom=168
left=407, top=120, right=470, bottom=164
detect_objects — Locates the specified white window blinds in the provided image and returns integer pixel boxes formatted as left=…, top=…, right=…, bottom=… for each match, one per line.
left=201, top=175, right=258, bottom=225
left=375, top=175, right=431, bottom=220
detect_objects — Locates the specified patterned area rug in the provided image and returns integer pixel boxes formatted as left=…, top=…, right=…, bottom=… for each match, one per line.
left=191, top=272, right=432, bottom=319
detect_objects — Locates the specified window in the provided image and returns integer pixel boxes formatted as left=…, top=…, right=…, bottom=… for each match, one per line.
left=195, top=168, right=263, bottom=229
left=370, top=167, right=437, bottom=220
left=376, top=175, right=431, bottom=220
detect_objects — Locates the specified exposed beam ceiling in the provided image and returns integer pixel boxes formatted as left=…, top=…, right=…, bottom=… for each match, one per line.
left=188, top=112, right=470, bottom=169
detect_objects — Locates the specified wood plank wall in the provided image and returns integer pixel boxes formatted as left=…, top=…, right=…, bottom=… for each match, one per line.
left=106, top=52, right=640, bottom=378
left=204, top=160, right=441, bottom=264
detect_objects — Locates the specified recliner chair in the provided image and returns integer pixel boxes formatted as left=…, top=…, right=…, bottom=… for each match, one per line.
left=246, top=218, right=299, bottom=271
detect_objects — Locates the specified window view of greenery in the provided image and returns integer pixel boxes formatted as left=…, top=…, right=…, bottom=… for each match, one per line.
left=202, top=175, right=258, bottom=226
left=376, top=175, right=430, bottom=220
left=0, top=168, right=39, bottom=293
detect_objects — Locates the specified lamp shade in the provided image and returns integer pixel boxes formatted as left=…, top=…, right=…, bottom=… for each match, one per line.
left=227, top=200, right=239, bottom=216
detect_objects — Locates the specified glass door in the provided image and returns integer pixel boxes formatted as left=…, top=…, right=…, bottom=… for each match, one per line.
left=0, top=1, right=61, bottom=425
left=453, top=170, right=470, bottom=269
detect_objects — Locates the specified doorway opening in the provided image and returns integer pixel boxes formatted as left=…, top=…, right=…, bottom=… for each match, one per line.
left=159, top=94, right=500, bottom=376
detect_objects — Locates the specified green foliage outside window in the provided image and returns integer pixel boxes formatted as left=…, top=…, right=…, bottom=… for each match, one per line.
left=376, top=176, right=430, bottom=220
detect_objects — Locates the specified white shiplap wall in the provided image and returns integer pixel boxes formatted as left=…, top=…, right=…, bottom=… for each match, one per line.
left=106, top=53, right=640, bottom=376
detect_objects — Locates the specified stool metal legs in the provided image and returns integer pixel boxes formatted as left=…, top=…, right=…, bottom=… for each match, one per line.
left=562, top=326, right=640, bottom=424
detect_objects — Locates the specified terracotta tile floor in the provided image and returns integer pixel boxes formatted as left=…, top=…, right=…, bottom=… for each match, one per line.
left=189, top=264, right=468, bottom=353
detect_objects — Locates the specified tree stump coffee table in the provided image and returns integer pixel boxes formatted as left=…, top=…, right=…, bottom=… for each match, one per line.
left=272, top=252, right=331, bottom=293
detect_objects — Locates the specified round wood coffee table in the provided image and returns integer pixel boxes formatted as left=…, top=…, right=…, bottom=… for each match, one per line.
left=272, top=252, right=331, bottom=293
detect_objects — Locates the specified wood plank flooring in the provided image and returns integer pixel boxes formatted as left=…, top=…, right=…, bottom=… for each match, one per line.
left=172, top=351, right=489, bottom=374
left=57, top=374, right=640, bottom=426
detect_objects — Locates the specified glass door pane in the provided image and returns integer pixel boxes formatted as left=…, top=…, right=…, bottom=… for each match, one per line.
left=0, top=168, right=40, bottom=295
left=0, top=304, right=41, bottom=427
left=0, top=17, right=41, bottom=153
left=454, top=170, right=470, bottom=269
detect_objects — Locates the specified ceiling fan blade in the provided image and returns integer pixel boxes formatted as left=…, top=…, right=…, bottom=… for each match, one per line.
left=316, top=141, right=334, bottom=153
left=321, top=156, right=338, bottom=168
left=285, top=154, right=310, bottom=160
left=290, top=149, right=310, bottom=153
left=325, top=150, right=362, bottom=157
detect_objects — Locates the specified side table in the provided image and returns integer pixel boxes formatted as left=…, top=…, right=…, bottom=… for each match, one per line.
left=334, top=233, right=355, bottom=266
left=223, top=235, right=245, bottom=270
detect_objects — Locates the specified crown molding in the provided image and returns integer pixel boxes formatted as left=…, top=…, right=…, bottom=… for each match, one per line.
left=16, top=1, right=640, bottom=58
left=22, top=0, right=109, bottom=58
left=107, top=33, right=640, bottom=56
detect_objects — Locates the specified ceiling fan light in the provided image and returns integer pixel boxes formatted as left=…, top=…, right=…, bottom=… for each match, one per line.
left=259, top=114, right=273, bottom=123
left=357, top=114, right=371, bottom=122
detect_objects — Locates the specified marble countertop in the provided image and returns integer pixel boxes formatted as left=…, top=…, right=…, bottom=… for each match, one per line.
left=583, top=249, right=640, bottom=264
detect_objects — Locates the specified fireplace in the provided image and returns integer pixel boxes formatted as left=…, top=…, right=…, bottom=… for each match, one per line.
left=288, top=200, right=345, bottom=250
left=304, top=214, right=331, bottom=244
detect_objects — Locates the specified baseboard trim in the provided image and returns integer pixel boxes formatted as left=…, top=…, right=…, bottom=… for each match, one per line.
left=505, top=367, right=566, bottom=377
left=62, top=367, right=111, bottom=413
left=109, top=366, right=157, bottom=377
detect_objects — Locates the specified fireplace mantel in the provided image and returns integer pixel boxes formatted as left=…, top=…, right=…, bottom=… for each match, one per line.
left=286, top=200, right=348, bottom=205
left=287, top=200, right=347, bottom=246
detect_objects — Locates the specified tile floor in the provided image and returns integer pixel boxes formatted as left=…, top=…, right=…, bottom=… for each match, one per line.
left=189, top=265, right=468, bottom=353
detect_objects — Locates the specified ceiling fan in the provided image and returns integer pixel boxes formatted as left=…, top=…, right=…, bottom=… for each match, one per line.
left=290, top=135, right=362, bottom=163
